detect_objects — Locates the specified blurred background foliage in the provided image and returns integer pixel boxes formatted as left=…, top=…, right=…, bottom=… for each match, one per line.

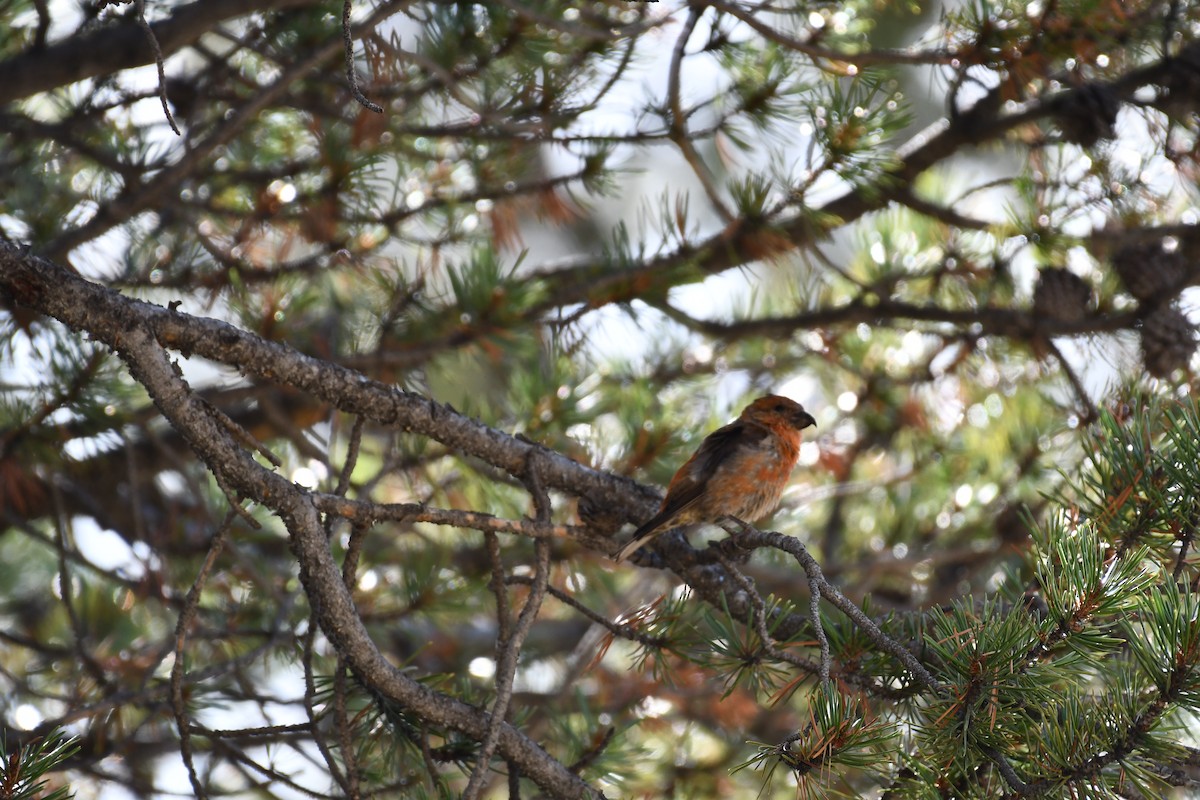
left=2, top=0, right=1200, bottom=797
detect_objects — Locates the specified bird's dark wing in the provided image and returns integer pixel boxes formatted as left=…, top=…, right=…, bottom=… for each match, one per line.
left=614, top=420, right=772, bottom=561
left=689, top=418, right=770, bottom=479
left=634, top=419, right=770, bottom=536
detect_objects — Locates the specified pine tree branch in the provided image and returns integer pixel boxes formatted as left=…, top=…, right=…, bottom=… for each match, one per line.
left=666, top=6, right=735, bottom=222
left=704, top=0, right=960, bottom=67
left=0, top=0, right=320, bottom=105
left=0, top=244, right=658, bottom=517
left=657, top=295, right=1139, bottom=343
left=41, top=0, right=414, bottom=263
left=729, top=526, right=941, bottom=692
left=716, top=550, right=832, bottom=684
left=0, top=244, right=602, bottom=799
left=524, top=43, right=1200, bottom=317
left=505, top=576, right=671, bottom=650
left=342, top=0, right=383, bottom=113
left=0, top=242, right=950, bottom=706
left=983, top=746, right=1044, bottom=797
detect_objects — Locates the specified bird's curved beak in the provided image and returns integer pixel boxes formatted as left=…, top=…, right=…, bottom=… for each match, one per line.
left=796, top=410, right=816, bottom=430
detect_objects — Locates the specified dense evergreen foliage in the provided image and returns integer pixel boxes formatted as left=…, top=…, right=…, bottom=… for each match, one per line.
left=2, top=0, right=1200, bottom=797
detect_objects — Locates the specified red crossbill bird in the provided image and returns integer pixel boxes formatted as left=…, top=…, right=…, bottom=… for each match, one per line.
left=613, top=394, right=816, bottom=563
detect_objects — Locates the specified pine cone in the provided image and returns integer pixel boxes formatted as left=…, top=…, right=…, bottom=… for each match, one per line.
left=1056, top=84, right=1120, bottom=146
left=1032, top=269, right=1091, bottom=322
left=1111, top=241, right=1189, bottom=302
left=1140, top=304, right=1197, bottom=378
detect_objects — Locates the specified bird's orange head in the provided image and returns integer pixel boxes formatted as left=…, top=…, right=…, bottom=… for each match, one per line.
left=740, top=394, right=816, bottom=431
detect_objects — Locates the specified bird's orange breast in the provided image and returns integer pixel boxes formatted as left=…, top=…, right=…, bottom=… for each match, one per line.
left=700, top=431, right=799, bottom=521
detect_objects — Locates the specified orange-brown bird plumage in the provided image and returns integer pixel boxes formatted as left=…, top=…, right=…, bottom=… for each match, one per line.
left=613, top=394, right=816, bottom=563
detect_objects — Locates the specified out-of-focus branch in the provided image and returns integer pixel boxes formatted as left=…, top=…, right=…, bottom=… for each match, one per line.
left=43, top=0, right=414, bottom=263
left=463, top=465, right=553, bottom=799
left=666, top=6, right=734, bottom=222
left=730, top=525, right=941, bottom=692
left=527, top=46, right=1198, bottom=314
left=0, top=0, right=321, bottom=105
left=657, top=296, right=1139, bottom=342
left=171, top=512, right=234, bottom=800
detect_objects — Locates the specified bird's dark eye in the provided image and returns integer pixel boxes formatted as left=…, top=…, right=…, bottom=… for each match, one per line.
left=774, top=402, right=786, bottom=411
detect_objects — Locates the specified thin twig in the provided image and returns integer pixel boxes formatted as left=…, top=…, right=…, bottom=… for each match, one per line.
left=984, top=745, right=1043, bottom=797
left=51, top=488, right=112, bottom=690
left=310, top=492, right=597, bottom=544
left=209, top=400, right=284, bottom=468
left=567, top=726, right=615, bottom=775
left=343, top=0, right=384, bottom=112
left=507, top=760, right=522, bottom=799
left=462, top=461, right=554, bottom=800
left=332, top=654, right=360, bottom=800
left=893, top=188, right=993, bottom=230
left=334, top=416, right=366, bottom=497
left=715, top=549, right=830, bottom=684
left=302, top=597, right=353, bottom=798
left=322, top=414, right=370, bottom=800
left=122, top=434, right=150, bottom=556
left=506, top=576, right=670, bottom=649
left=135, top=0, right=181, bottom=135
left=210, top=468, right=262, bottom=530
left=733, top=526, right=942, bottom=692
left=31, top=0, right=49, bottom=49
left=1046, top=340, right=1099, bottom=425
left=806, top=568, right=831, bottom=686
left=334, top=524, right=368, bottom=800
left=171, top=511, right=235, bottom=800
left=486, top=531, right=514, bottom=650
left=1174, top=513, right=1195, bottom=582
left=417, top=728, right=450, bottom=793
left=665, top=6, right=733, bottom=222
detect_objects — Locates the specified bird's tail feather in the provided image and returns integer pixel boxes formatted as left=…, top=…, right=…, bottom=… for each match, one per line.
left=612, top=511, right=673, bottom=562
